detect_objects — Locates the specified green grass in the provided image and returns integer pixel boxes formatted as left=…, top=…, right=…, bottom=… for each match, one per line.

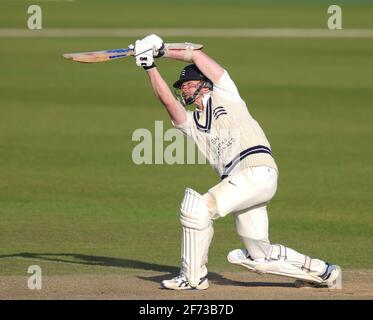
left=0, top=2, right=373, bottom=276
left=1, top=0, right=373, bottom=29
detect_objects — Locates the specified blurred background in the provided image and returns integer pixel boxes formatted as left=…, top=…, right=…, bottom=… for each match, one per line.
left=0, top=0, right=372, bottom=277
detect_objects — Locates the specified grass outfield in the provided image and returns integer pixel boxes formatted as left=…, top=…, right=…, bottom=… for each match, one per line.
left=0, top=1, right=372, bottom=278
left=2, top=0, right=373, bottom=29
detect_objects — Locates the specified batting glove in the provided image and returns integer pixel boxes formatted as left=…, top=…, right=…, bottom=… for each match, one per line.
left=134, top=39, right=155, bottom=69
left=143, top=34, right=165, bottom=58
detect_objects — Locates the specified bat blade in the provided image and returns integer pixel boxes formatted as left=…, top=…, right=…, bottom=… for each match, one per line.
left=63, top=42, right=204, bottom=63
left=63, top=48, right=134, bottom=63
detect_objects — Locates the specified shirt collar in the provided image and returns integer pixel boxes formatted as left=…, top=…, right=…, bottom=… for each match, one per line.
left=195, top=93, right=211, bottom=113
left=202, top=92, right=211, bottom=107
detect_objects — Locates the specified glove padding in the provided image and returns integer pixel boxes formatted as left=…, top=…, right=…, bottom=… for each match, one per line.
left=134, top=39, right=154, bottom=67
left=143, top=34, right=165, bottom=58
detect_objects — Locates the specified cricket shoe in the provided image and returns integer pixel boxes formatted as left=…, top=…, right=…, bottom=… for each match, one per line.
left=161, top=274, right=209, bottom=290
left=294, top=264, right=342, bottom=289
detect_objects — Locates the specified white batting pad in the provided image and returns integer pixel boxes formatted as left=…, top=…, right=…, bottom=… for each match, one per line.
left=179, top=188, right=213, bottom=287
left=180, top=188, right=211, bottom=230
left=227, top=248, right=324, bottom=284
left=181, top=225, right=213, bottom=288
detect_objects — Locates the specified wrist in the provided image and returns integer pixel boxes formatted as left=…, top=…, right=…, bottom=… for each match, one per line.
left=154, top=43, right=165, bottom=58
left=143, top=63, right=156, bottom=71
left=183, top=46, right=194, bottom=62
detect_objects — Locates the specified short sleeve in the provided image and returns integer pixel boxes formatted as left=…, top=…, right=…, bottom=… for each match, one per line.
left=213, top=70, right=243, bottom=102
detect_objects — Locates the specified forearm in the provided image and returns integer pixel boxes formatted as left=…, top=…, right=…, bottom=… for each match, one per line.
left=146, top=67, right=175, bottom=106
left=145, top=67, right=186, bottom=124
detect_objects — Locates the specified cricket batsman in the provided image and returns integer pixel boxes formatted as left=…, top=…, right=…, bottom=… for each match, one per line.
left=133, top=34, right=342, bottom=290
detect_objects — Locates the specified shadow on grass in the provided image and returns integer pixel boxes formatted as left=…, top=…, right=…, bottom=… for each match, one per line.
left=0, top=252, right=293, bottom=288
left=0, top=252, right=179, bottom=273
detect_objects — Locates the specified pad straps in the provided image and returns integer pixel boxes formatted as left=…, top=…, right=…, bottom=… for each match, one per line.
left=267, top=244, right=287, bottom=261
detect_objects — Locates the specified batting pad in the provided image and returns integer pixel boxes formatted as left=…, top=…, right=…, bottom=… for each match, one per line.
left=228, top=248, right=324, bottom=284
left=180, top=188, right=211, bottom=230
left=181, top=225, right=213, bottom=288
left=179, top=188, right=214, bottom=287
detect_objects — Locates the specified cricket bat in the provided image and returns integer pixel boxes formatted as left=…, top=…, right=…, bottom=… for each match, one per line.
left=63, top=42, right=203, bottom=63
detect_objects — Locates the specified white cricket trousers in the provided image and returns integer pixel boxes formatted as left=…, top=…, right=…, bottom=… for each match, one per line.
left=206, top=166, right=278, bottom=260
left=203, top=165, right=328, bottom=275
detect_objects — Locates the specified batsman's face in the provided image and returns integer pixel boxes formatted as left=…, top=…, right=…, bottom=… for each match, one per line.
left=181, top=80, right=202, bottom=99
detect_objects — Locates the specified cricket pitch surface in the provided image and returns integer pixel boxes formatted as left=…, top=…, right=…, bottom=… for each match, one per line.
left=1, top=269, right=372, bottom=300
